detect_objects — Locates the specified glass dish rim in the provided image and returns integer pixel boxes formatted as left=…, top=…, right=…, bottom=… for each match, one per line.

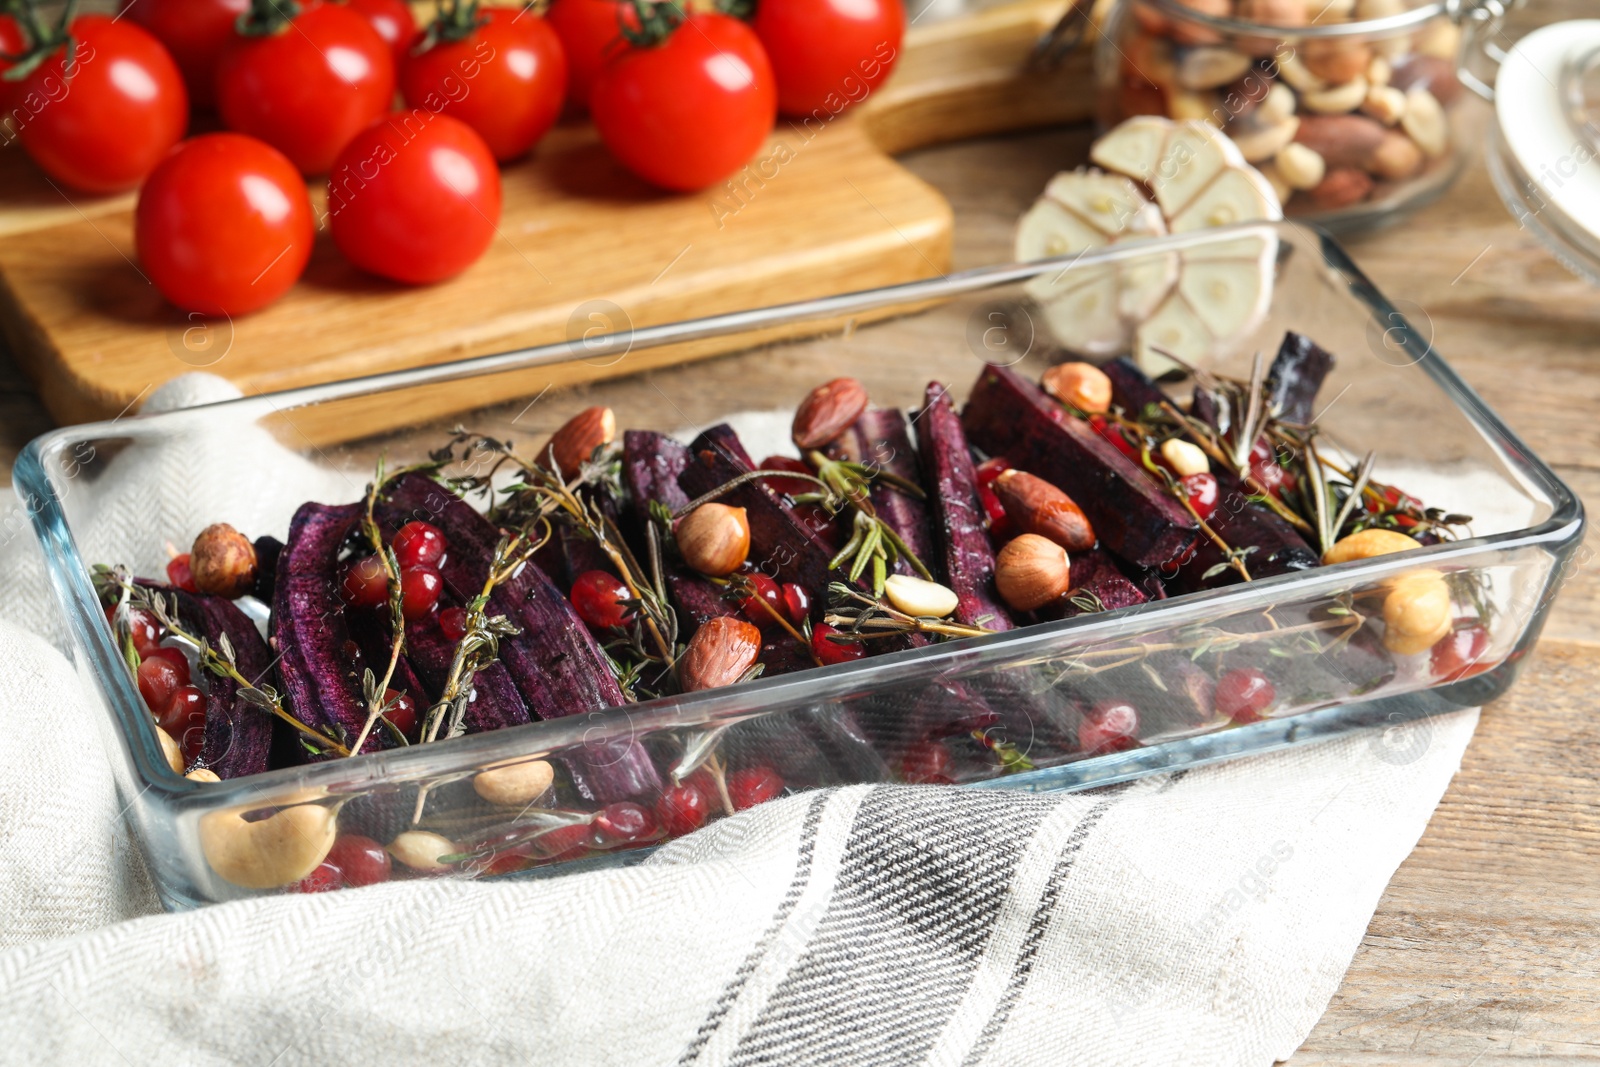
left=13, top=221, right=1583, bottom=808
left=1136, top=0, right=1447, bottom=39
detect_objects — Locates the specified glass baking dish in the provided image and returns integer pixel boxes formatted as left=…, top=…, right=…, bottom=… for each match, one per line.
left=15, top=222, right=1582, bottom=910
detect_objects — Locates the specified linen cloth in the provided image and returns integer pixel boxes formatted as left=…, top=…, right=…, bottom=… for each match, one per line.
left=0, top=375, right=1477, bottom=1066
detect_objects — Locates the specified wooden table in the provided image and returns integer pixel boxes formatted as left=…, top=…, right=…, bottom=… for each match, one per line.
left=3, top=10, right=1597, bottom=1056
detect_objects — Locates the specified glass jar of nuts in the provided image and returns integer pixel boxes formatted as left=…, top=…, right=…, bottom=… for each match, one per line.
left=1095, top=0, right=1494, bottom=231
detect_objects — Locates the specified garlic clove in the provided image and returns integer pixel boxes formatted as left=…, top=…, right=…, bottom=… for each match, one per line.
left=1031, top=269, right=1130, bottom=357
left=474, top=759, right=556, bottom=807
left=1116, top=252, right=1182, bottom=321
left=1042, top=170, right=1161, bottom=238
left=1134, top=292, right=1214, bottom=377
left=1176, top=257, right=1275, bottom=344
left=1160, top=438, right=1210, bottom=476
left=1013, top=196, right=1109, bottom=262
left=1088, top=114, right=1173, bottom=183
left=387, top=830, right=458, bottom=873
left=1166, top=166, right=1282, bottom=232
left=883, top=574, right=960, bottom=619
left=1149, top=121, right=1243, bottom=218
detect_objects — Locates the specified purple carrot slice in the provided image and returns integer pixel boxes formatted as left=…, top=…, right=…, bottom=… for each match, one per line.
left=833, top=408, right=939, bottom=582
left=916, top=382, right=1015, bottom=631
left=402, top=611, right=532, bottom=736
left=1266, top=332, right=1335, bottom=425
left=270, top=502, right=384, bottom=760
left=346, top=610, right=435, bottom=722
left=173, top=591, right=275, bottom=778
left=962, top=364, right=1198, bottom=570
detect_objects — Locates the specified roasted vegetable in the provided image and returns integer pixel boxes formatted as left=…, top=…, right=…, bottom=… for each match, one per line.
left=832, top=408, right=938, bottom=581
left=1266, top=331, right=1336, bottom=425
left=182, top=592, right=276, bottom=778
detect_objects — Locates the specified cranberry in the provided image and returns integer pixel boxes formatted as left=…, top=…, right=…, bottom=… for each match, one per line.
left=1090, top=415, right=1138, bottom=458
left=399, top=567, right=443, bottom=620
left=137, top=656, right=184, bottom=712
left=570, top=570, right=633, bottom=630
left=740, top=572, right=784, bottom=627
left=532, top=822, right=591, bottom=859
left=781, top=582, right=811, bottom=626
left=728, top=765, right=784, bottom=810
left=1431, top=625, right=1491, bottom=682
left=1079, top=700, right=1140, bottom=754
left=1180, top=472, right=1220, bottom=521
left=590, top=802, right=658, bottom=847
left=758, top=455, right=816, bottom=497
left=975, top=456, right=1010, bottom=489
left=326, top=834, right=391, bottom=887
left=1248, top=439, right=1295, bottom=496
left=144, top=646, right=191, bottom=686
left=340, top=554, right=388, bottom=609
left=158, top=685, right=208, bottom=759
left=901, top=740, right=953, bottom=784
left=109, top=605, right=164, bottom=657
left=1215, top=668, right=1276, bottom=724
left=294, top=862, right=343, bottom=893
left=978, top=483, right=1012, bottom=538
left=655, top=782, right=711, bottom=837
left=438, top=605, right=468, bottom=641
left=382, top=689, right=418, bottom=737
left=811, top=623, right=864, bottom=666
left=166, top=553, right=198, bottom=593
left=392, top=521, right=447, bottom=569
left=482, top=851, right=529, bottom=877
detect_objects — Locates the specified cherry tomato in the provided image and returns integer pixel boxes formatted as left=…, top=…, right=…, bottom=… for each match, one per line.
left=13, top=16, right=188, bottom=194
left=216, top=2, right=394, bottom=175
left=135, top=133, right=314, bottom=316
left=544, top=0, right=636, bottom=110
left=753, top=0, right=904, bottom=118
left=346, top=0, right=416, bottom=65
left=0, top=15, right=31, bottom=112
left=327, top=110, right=502, bottom=283
left=124, top=0, right=249, bottom=108
left=590, top=13, right=776, bottom=192
left=400, top=7, right=566, bottom=162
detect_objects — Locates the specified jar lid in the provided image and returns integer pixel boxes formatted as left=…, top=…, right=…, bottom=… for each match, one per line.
left=1492, top=20, right=1600, bottom=280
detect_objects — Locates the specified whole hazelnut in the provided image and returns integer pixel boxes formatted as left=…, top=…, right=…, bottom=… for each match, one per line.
left=1040, top=362, right=1113, bottom=414
left=191, top=523, right=259, bottom=599
left=675, top=504, right=750, bottom=576
left=995, top=534, right=1072, bottom=613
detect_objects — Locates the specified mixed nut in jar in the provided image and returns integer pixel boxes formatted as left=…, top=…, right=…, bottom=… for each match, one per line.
left=1096, top=0, right=1479, bottom=229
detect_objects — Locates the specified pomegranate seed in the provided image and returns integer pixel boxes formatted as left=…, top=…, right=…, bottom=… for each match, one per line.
left=901, top=740, right=953, bottom=784
left=137, top=657, right=183, bottom=712
left=728, top=765, right=784, bottom=810
left=975, top=457, right=1010, bottom=489
left=655, top=782, right=711, bottom=837
left=811, top=623, right=864, bottom=666
left=340, top=554, right=389, bottom=609
left=392, top=521, right=447, bottom=569
left=758, top=455, right=816, bottom=497
left=532, top=822, right=591, bottom=859
left=158, top=685, right=208, bottom=759
left=1215, top=668, right=1276, bottom=724
left=326, top=834, right=391, bottom=887
left=166, top=553, right=198, bottom=593
left=570, top=570, right=633, bottom=630
left=438, top=606, right=468, bottom=641
left=1431, top=625, right=1491, bottom=682
left=1249, top=439, right=1293, bottom=496
left=144, top=646, right=191, bottom=686
left=781, top=582, right=811, bottom=626
left=978, top=483, right=1012, bottom=538
left=740, top=572, right=784, bottom=627
left=590, top=802, right=658, bottom=847
left=1092, top=416, right=1138, bottom=458
left=399, top=567, right=443, bottom=620
left=294, top=862, right=343, bottom=893
left=382, top=689, right=418, bottom=737
left=1079, top=700, right=1140, bottom=754
left=1180, top=472, right=1220, bottom=522
left=108, top=605, right=164, bottom=656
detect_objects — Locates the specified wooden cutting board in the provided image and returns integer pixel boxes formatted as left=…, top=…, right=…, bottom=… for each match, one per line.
left=0, top=0, right=1101, bottom=442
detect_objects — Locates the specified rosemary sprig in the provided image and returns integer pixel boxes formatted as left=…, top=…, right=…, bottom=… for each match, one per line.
left=823, top=583, right=998, bottom=641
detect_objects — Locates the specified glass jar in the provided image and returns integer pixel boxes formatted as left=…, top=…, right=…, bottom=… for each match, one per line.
left=1095, top=0, right=1504, bottom=232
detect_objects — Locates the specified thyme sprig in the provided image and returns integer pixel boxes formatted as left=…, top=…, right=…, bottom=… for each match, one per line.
left=93, top=566, right=351, bottom=757
left=823, top=583, right=998, bottom=641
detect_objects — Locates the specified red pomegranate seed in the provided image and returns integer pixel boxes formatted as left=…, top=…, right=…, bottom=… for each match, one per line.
left=166, top=553, right=198, bottom=593
left=382, top=689, right=418, bottom=737
left=158, top=685, right=207, bottom=758
left=144, top=646, right=191, bottom=686
left=740, top=572, right=784, bottom=627
left=758, top=455, right=816, bottom=497
left=1091, top=416, right=1138, bottom=458
left=108, top=605, right=164, bottom=656
left=137, top=657, right=183, bottom=713
left=326, top=834, right=392, bottom=887
left=590, top=802, right=658, bottom=847
left=392, top=521, right=447, bottom=569
left=728, top=765, right=785, bottom=810
left=1180, top=472, right=1220, bottom=521
left=294, top=862, right=343, bottom=893
left=975, top=457, right=1010, bottom=489
left=438, top=606, right=468, bottom=641
left=399, top=567, right=443, bottom=620
left=811, top=623, right=864, bottom=666
left=340, top=555, right=389, bottom=609
left=655, top=782, right=711, bottom=837
left=1215, top=668, right=1276, bottom=724
left=1431, top=625, right=1490, bottom=682
left=901, top=740, right=953, bottom=784
left=978, top=483, right=1011, bottom=538
left=570, top=570, right=633, bottom=630
left=1079, top=700, right=1140, bottom=754
left=532, top=822, right=591, bottom=859
left=781, top=582, right=811, bottom=626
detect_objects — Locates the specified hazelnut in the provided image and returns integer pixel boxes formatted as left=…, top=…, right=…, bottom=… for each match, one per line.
left=883, top=574, right=959, bottom=619
left=792, top=378, right=869, bottom=451
left=199, top=797, right=337, bottom=889
left=473, top=759, right=556, bottom=807
left=676, top=503, right=750, bottom=576
left=995, top=534, right=1072, bottom=613
left=1040, top=362, right=1113, bottom=414
left=190, top=523, right=258, bottom=599
left=1321, top=527, right=1419, bottom=565
left=994, top=470, right=1096, bottom=552
left=679, top=616, right=763, bottom=691
left=386, top=830, right=457, bottom=872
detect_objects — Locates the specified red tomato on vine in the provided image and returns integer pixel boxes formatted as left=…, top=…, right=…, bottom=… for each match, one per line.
left=544, top=0, right=636, bottom=110
left=12, top=15, right=189, bottom=194
left=752, top=0, right=904, bottom=118
left=136, top=133, right=315, bottom=316
left=399, top=5, right=567, bottom=162
left=124, top=0, right=249, bottom=109
left=216, top=0, right=395, bottom=175
left=327, top=110, right=502, bottom=285
left=590, top=12, right=775, bottom=192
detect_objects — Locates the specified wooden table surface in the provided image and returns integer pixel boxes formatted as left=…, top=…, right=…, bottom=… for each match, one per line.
left=3, top=5, right=1597, bottom=1056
